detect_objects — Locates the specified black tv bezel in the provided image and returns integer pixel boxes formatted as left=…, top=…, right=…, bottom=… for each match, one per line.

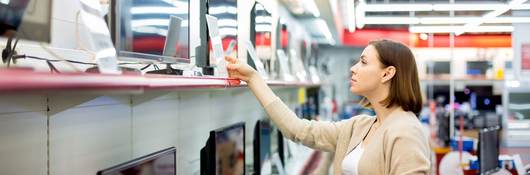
left=203, top=0, right=239, bottom=68
left=110, top=0, right=191, bottom=64
left=478, top=125, right=501, bottom=175
left=201, top=122, right=246, bottom=175
left=96, top=147, right=176, bottom=175
left=253, top=120, right=272, bottom=175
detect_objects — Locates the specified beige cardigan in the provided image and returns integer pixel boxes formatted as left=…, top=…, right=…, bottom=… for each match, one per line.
left=264, top=98, right=431, bottom=175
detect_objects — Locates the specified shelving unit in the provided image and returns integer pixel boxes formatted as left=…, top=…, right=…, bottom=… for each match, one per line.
left=0, top=69, right=320, bottom=92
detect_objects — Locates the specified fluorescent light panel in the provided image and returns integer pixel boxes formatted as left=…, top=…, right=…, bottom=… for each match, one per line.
left=362, top=4, right=432, bottom=12
left=361, top=17, right=530, bottom=25
left=432, top=4, right=502, bottom=11
left=409, top=25, right=514, bottom=33
left=361, top=3, right=530, bottom=12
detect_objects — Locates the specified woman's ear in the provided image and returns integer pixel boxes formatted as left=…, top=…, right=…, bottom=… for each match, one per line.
left=381, top=66, right=396, bottom=83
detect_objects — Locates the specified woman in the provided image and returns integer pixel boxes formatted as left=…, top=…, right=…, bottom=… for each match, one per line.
left=225, top=39, right=430, bottom=175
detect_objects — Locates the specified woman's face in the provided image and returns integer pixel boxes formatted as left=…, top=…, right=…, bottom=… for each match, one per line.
left=350, top=45, right=387, bottom=96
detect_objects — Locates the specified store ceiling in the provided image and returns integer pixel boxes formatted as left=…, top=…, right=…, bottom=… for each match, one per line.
left=281, top=0, right=530, bottom=45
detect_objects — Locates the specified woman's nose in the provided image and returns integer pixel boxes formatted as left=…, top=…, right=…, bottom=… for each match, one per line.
left=350, top=65, right=357, bottom=75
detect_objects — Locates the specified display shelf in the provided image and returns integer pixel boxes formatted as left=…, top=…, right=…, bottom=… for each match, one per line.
left=266, top=80, right=321, bottom=88
left=0, top=69, right=241, bottom=92
left=0, top=69, right=320, bottom=92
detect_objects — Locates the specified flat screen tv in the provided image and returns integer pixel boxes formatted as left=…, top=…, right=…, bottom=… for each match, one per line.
left=97, top=147, right=176, bottom=175
left=206, top=0, right=238, bottom=58
left=201, top=122, right=245, bottom=175
left=253, top=120, right=271, bottom=175
left=112, top=0, right=190, bottom=63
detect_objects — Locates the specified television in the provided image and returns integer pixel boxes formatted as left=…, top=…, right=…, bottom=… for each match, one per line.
left=426, top=61, right=451, bottom=75
left=476, top=95, right=502, bottom=111
left=201, top=122, right=245, bottom=175
left=206, top=0, right=238, bottom=58
left=112, top=0, right=190, bottom=63
left=253, top=120, right=271, bottom=175
left=249, top=2, right=273, bottom=71
left=97, top=147, right=176, bottom=175
left=478, top=126, right=500, bottom=174
left=0, top=0, right=51, bottom=42
left=466, top=61, right=492, bottom=75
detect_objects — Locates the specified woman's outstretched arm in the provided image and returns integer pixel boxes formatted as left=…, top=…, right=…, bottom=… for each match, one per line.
left=225, top=56, right=347, bottom=152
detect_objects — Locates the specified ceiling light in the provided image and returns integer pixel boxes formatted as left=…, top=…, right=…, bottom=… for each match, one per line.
left=432, top=4, right=502, bottom=11
left=419, top=33, right=428, bottom=40
left=362, top=17, right=420, bottom=24
left=362, top=4, right=432, bottom=12
left=511, top=4, right=530, bottom=10
left=409, top=25, right=514, bottom=33
left=455, top=0, right=527, bottom=35
left=355, top=0, right=366, bottom=29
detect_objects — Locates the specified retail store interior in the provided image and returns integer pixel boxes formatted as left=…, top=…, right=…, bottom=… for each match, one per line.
left=1, top=0, right=530, bottom=174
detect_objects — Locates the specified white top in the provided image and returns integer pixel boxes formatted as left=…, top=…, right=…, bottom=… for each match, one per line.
left=341, top=143, right=364, bottom=175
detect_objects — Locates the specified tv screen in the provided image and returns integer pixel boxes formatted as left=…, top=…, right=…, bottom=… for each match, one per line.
left=0, top=0, right=51, bottom=42
left=476, top=95, right=502, bottom=111
left=114, top=0, right=190, bottom=63
left=201, top=122, right=245, bottom=175
left=0, top=0, right=30, bottom=35
left=207, top=0, right=238, bottom=58
left=466, top=61, right=492, bottom=75
left=426, top=61, right=450, bottom=75
left=478, top=126, right=500, bottom=174
left=253, top=120, right=271, bottom=175
left=253, top=2, right=272, bottom=61
left=97, top=147, right=176, bottom=175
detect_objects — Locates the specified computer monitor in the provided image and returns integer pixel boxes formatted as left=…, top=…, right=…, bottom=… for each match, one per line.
left=253, top=120, right=271, bottom=175
left=206, top=0, right=238, bottom=58
left=476, top=95, right=502, bottom=111
left=0, top=0, right=51, bottom=43
left=478, top=126, right=500, bottom=175
left=249, top=2, right=272, bottom=69
left=97, top=147, right=176, bottom=175
left=426, top=61, right=451, bottom=75
left=201, top=122, right=245, bottom=175
left=112, top=0, right=190, bottom=63
left=467, top=61, right=492, bottom=75
left=0, top=0, right=51, bottom=42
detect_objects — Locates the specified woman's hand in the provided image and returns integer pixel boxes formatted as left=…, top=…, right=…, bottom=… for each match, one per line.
left=225, top=56, right=259, bottom=82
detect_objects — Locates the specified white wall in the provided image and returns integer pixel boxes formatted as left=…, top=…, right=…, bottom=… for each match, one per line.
left=0, top=88, right=299, bottom=175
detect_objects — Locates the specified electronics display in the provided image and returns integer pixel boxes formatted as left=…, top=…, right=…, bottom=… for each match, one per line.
left=253, top=120, right=271, bottom=175
left=201, top=122, right=245, bottom=175
left=466, top=61, right=492, bottom=75
left=508, top=92, right=530, bottom=120
left=250, top=2, right=273, bottom=71
left=426, top=61, right=450, bottom=75
left=0, top=0, right=51, bottom=42
left=97, top=147, right=176, bottom=175
left=478, top=126, right=500, bottom=174
left=113, top=0, right=190, bottom=63
left=207, top=0, right=238, bottom=59
left=475, top=95, right=501, bottom=111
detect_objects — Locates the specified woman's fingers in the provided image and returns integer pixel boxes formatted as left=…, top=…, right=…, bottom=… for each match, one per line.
left=225, top=56, right=238, bottom=64
left=227, top=63, right=239, bottom=70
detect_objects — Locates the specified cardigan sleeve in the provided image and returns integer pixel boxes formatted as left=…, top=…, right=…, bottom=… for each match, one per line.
left=386, top=123, right=431, bottom=175
left=264, top=98, right=349, bottom=152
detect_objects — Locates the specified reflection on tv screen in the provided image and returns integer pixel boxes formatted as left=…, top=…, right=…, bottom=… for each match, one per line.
left=215, top=126, right=244, bottom=175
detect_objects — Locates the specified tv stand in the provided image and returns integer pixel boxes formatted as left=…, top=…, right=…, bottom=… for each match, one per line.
left=146, top=64, right=183, bottom=75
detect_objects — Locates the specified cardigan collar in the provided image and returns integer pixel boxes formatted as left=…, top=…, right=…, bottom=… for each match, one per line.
left=345, top=107, right=406, bottom=153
